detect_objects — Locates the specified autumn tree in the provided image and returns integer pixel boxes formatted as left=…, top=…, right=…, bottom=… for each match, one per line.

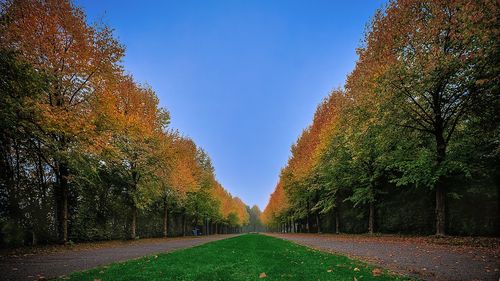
left=0, top=0, right=124, bottom=242
left=363, top=0, right=499, bottom=235
left=261, top=180, right=288, bottom=231
left=152, top=131, right=178, bottom=237
left=262, top=0, right=498, bottom=237
left=309, top=91, right=351, bottom=234
left=108, top=76, right=169, bottom=239
left=0, top=50, right=53, bottom=245
left=0, top=0, right=250, bottom=245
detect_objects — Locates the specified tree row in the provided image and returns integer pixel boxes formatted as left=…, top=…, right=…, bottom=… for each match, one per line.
left=262, top=0, right=499, bottom=236
left=0, top=0, right=249, bottom=246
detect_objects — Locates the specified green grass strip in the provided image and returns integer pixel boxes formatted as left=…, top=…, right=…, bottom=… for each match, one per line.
left=61, top=233, right=413, bottom=281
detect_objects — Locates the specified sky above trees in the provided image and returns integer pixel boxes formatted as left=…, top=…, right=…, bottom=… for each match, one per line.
left=76, top=0, right=387, bottom=209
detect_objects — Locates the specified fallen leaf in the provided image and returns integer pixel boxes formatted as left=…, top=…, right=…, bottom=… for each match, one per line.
left=327, top=269, right=333, bottom=272
left=354, top=267, right=360, bottom=271
left=259, top=272, right=267, bottom=278
left=372, top=268, right=382, bottom=276
left=354, top=277, right=358, bottom=281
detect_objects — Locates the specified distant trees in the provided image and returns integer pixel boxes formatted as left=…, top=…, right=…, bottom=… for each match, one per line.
left=246, top=205, right=264, bottom=232
left=262, top=0, right=499, bottom=236
left=0, top=0, right=249, bottom=246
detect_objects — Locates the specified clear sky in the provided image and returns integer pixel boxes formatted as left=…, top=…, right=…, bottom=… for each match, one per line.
left=76, top=0, right=387, bottom=210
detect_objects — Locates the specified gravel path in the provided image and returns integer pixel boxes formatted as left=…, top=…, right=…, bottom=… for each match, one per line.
left=0, top=235, right=239, bottom=280
left=267, top=233, right=499, bottom=281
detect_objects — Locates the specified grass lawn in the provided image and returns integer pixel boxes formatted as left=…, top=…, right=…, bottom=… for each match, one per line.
left=60, top=234, right=412, bottom=281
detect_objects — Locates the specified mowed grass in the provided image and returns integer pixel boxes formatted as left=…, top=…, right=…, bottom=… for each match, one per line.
left=61, top=234, right=411, bottom=281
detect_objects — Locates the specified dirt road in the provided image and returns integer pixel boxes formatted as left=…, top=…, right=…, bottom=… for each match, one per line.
left=0, top=235, right=238, bottom=280
left=268, top=233, right=499, bottom=281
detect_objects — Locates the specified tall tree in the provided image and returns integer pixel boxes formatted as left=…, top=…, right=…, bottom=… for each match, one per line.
left=363, top=0, right=499, bottom=235
left=0, top=0, right=124, bottom=242
left=0, top=50, right=52, bottom=245
left=103, top=76, right=169, bottom=239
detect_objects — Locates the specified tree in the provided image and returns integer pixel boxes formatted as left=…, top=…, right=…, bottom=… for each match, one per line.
left=0, top=0, right=124, bottom=242
left=0, top=50, right=51, bottom=245
left=261, top=180, right=288, bottom=231
left=0, top=0, right=250, bottom=245
left=262, top=0, right=498, bottom=237
left=101, top=75, right=169, bottom=239
left=247, top=205, right=263, bottom=232
left=362, top=0, right=499, bottom=236
left=154, top=131, right=177, bottom=237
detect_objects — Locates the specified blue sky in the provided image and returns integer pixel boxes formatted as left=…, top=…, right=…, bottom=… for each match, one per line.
left=77, top=0, right=387, bottom=210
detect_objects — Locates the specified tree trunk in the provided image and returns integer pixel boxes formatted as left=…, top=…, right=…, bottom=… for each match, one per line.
left=32, top=230, right=37, bottom=246
left=316, top=213, right=321, bottom=233
left=306, top=215, right=310, bottom=233
left=306, top=201, right=311, bottom=233
left=56, top=163, right=69, bottom=243
left=368, top=201, right=375, bottom=234
left=335, top=209, right=340, bottom=234
left=435, top=182, right=446, bottom=236
left=435, top=133, right=447, bottom=236
left=182, top=213, right=186, bottom=236
left=162, top=197, right=168, bottom=237
left=130, top=204, right=137, bottom=239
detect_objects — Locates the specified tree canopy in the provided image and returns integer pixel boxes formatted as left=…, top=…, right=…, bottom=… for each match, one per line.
left=262, top=0, right=499, bottom=236
left=0, top=0, right=249, bottom=246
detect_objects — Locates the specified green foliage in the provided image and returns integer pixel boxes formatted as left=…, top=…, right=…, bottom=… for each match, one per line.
left=0, top=1, right=249, bottom=246
left=263, top=0, right=499, bottom=236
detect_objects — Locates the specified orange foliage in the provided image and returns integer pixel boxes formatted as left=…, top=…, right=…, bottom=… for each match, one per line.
left=0, top=0, right=124, bottom=141
left=261, top=180, right=288, bottom=225
left=285, top=90, right=347, bottom=183
left=168, top=137, right=201, bottom=198
left=212, top=183, right=249, bottom=226
left=262, top=90, right=348, bottom=225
